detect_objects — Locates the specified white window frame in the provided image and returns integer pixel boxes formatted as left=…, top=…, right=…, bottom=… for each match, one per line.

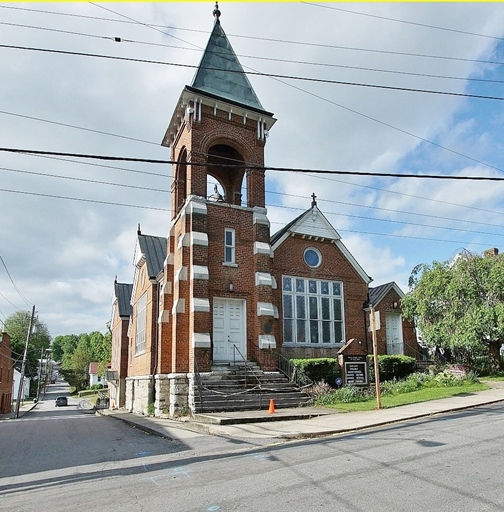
left=135, top=292, right=147, bottom=355
left=282, top=276, right=345, bottom=346
left=224, top=228, right=235, bottom=264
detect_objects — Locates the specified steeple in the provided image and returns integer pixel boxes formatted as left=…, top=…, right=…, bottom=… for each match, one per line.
left=189, top=3, right=266, bottom=113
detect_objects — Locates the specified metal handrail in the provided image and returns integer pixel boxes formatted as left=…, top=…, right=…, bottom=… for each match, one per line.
left=277, top=352, right=314, bottom=394
left=232, top=344, right=263, bottom=388
left=193, top=359, right=204, bottom=408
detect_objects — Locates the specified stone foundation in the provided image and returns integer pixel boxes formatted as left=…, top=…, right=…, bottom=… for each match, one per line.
left=125, top=376, right=153, bottom=415
left=168, top=373, right=190, bottom=417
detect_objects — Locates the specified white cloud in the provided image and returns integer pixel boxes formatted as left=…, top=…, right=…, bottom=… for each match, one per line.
left=1, top=2, right=504, bottom=337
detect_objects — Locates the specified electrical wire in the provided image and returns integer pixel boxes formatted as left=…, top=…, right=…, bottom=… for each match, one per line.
left=5, top=155, right=504, bottom=231
left=2, top=4, right=503, bottom=65
left=4, top=21, right=504, bottom=85
left=0, top=256, right=31, bottom=307
left=2, top=44, right=504, bottom=102
left=4, top=146, right=504, bottom=180
left=304, top=3, right=504, bottom=43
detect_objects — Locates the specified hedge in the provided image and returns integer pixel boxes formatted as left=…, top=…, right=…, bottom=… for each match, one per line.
left=290, top=358, right=339, bottom=384
left=368, top=354, right=416, bottom=382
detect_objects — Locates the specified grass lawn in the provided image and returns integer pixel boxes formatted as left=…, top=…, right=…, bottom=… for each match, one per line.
left=322, top=382, right=490, bottom=412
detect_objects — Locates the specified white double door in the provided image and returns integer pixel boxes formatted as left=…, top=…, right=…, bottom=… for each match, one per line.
left=386, top=313, right=404, bottom=354
left=213, top=298, right=247, bottom=362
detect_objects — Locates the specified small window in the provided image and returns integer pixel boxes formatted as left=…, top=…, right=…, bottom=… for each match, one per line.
left=224, top=228, right=235, bottom=263
left=304, top=247, right=322, bottom=268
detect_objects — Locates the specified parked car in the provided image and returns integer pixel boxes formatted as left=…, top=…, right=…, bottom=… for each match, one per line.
left=55, top=396, right=68, bottom=407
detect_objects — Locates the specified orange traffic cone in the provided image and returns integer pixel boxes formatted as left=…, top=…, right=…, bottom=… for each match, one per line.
left=268, top=399, right=276, bottom=414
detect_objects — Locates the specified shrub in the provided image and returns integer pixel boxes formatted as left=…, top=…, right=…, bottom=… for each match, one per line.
left=290, top=358, right=339, bottom=385
left=315, top=385, right=372, bottom=405
left=368, top=355, right=416, bottom=382
left=90, top=383, right=104, bottom=390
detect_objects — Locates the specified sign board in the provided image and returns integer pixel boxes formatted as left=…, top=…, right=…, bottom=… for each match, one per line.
left=344, top=355, right=368, bottom=386
left=367, top=310, right=380, bottom=332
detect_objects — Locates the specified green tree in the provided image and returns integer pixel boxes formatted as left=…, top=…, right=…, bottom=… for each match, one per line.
left=4, top=310, right=51, bottom=377
left=51, top=334, right=79, bottom=364
left=402, top=252, right=504, bottom=373
left=57, top=330, right=111, bottom=391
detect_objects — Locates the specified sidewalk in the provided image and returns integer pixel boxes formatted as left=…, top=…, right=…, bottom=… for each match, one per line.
left=98, top=381, right=504, bottom=441
left=0, top=400, right=38, bottom=420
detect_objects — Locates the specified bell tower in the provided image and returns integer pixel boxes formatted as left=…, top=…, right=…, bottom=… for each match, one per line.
left=159, top=3, right=278, bottom=415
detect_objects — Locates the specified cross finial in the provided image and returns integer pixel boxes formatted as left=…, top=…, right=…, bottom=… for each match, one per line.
left=311, top=193, right=317, bottom=207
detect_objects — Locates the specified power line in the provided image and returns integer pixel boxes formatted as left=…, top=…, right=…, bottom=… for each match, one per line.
left=0, top=187, right=170, bottom=211
left=304, top=3, right=504, bottom=43
left=0, top=256, right=31, bottom=307
left=4, top=20, right=504, bottom=86
left=13, top=149, right=504, bottom=230
left=4, top=157, right=504, bottom=234
left=0, top=166, right=169, bottom=194
left=0, top=110, right=158, bottom=146
left=2, top=44, right=504, bottom=102
left=1, top=185, right=500, bottom=248
left=4, top=147, right=504, bottom=180
left=2, top=4, right=503, bottom=66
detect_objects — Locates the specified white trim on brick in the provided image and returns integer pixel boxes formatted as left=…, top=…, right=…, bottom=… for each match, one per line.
left=192, top=333, right=211, bottom=348
left=172, top=298, right=185, bottom=314
left=255, top=272, right=273, bottom=287
left=257, top=302, right=275, bottom=316
left=253, top=242, right=271, bottom=255
left=175, top=267, right=187, bottom=282
left=192, top=298, right=210, bottom=312
left=191, top=265, right=209, bottom=280
left=258, top=335, right=276, bottom=349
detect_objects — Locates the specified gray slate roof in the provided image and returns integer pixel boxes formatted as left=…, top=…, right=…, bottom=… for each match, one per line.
left=138, top=234, right=166, bottom=279
left=366, top=282, right=404, bottom=308
left=114, top=282, right=132, bottom=318
left=189, top=18, right=268, bottom=114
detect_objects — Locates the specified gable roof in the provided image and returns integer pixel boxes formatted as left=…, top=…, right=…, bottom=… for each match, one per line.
left=271, top=204, right=372, bottom=285
left=189, top=14, right=267, bottom=114
left=365, top=281, right=404, bottom=308
left=89, top=362, right=99, bottom=375
left=114, top=282, right=133, bottom=318
left=136, top=234, right=167, bottom=279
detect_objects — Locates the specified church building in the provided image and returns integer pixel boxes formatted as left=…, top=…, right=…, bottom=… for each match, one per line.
left=109, top=4, right=419, bottom=417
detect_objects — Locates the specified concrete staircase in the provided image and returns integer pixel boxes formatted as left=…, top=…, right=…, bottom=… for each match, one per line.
left=193, top=362, right=313, bottom=413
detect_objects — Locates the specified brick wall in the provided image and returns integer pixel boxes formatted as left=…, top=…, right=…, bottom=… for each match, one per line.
left=0, top=333, right=13, bottom=414
left=273, top=236, right=369, bottom=359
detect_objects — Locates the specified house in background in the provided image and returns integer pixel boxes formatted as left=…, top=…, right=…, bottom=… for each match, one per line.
left=0, top=332, right=13, bottom=414
left=13, top=368, right=30, bottom=403
left=110, top=5, right=422, bottom=417
left=88, top=362, right=104, bottom=388
left=108, top=280, right=133, bottom=408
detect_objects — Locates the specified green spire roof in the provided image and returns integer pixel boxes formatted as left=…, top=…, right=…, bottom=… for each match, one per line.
left=190, top=11, right=266, bottom=113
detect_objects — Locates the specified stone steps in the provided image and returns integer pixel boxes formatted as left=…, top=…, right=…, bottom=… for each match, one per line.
left=194, top=365, right=313, bottom=413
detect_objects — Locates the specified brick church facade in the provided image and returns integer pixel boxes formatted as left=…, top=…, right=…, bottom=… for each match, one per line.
left=109, top=5, right=419, bottom=417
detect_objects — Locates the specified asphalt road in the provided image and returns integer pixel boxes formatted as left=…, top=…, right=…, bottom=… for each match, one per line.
left=2, top=381, right=504, bottom=512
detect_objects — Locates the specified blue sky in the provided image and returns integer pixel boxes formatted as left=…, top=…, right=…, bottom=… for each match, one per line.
left=1, top=2, right=504, bottom=338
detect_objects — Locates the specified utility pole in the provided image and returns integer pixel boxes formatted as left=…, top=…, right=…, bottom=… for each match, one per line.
left=15, top=305, right=36, bottom=419
left=370, top=305, right=382, bottom=410
left=36, top=346, right=44, bottom=402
